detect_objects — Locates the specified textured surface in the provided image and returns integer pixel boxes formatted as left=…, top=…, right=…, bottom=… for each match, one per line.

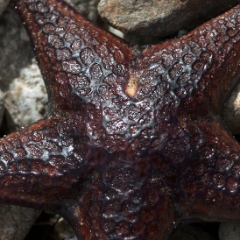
left=5, top=58, right=47, bottom=130
left=1, top=0, right=240, bottom=239
left=223, top=82, right=240, bottom=134
left=219, top=223, right=240, bottom=240
left=0, top=205, right=39, bottom=240
left=0, top=0, right=9, bottom=15
left=65, top=0, right=100, bottom=22
left=98, top=0, right=240, bottom=37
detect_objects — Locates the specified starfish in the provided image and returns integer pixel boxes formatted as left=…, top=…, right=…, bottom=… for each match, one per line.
left=1, top=0, right=240, bottom=239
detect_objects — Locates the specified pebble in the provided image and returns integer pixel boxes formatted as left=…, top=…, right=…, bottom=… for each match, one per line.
left=54, top=216, right=76, bottom=239
left=0, top=0, right=9, bottom=15
left=219, top=223, right=240, bottom=240
left=67, top=237, right=78, bottom=240
left=98, top=0, right=240, bottom=37
left=66, top=0, right=100, bottom=21
left=0, top=205, right=40, bottom=240
left=223, top=81, right=240, bottom=134
left=4, top=58, right=48, bottom=131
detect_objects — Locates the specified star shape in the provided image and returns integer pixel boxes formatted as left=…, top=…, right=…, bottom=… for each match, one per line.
left=1, top=0, right=240, bottom=239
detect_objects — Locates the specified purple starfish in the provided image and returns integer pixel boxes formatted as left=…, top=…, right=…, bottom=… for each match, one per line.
left=0, top=0, right=240, bottom=239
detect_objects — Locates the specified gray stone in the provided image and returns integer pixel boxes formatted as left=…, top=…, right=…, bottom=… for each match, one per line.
left=65, top=0, right=100, bottom=22
left=4, top=58, right=48, bottom=131
left=219, top=223, right=240, bottom=240
left=0, top=0, right=9, bottom=15
left=98, top=0, right=240, bottom=37
left=68, top=237, right=78, bottom=240
left=0, top=205, right=40, bottom=240
left=54, top=216, right=76, bottom=239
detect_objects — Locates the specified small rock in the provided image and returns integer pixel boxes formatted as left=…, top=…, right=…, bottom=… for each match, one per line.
left=224, top=81, right=240, bottom=135
left=108, top=26, right=124, bottom=39
left=67, top=237, right=78, bottom=240
left=98, top=0, right=240, bottom=37
left=219, top=223, right=240, bottom=240
left=65, top=0, right=100, bottom=22
left=4, top=58, right=47, bottom=131
left=0, top=0, right=9, bottom=15
left=54, top=216, right=76, bottom=239
left=0, top=205, right=40, bottom=240
left=170, top=224, right=216, bottom=240
left=0, top=3, right=33, bottom=91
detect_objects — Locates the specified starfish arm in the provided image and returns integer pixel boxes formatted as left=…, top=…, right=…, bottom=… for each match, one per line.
left=141, top=3, right=240, bottom=117
left=59, top=154, right=178, bottom=240
left=13, top=0, right=132, bottom=112
left=0, top=115, right=91, bottom=212
left=0, top=120, right=179, bottom=239
left=174, top=120, right=240, bottom=223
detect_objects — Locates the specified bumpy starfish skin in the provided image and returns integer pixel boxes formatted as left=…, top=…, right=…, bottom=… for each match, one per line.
left=1, top=0, right=240, bottom=239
